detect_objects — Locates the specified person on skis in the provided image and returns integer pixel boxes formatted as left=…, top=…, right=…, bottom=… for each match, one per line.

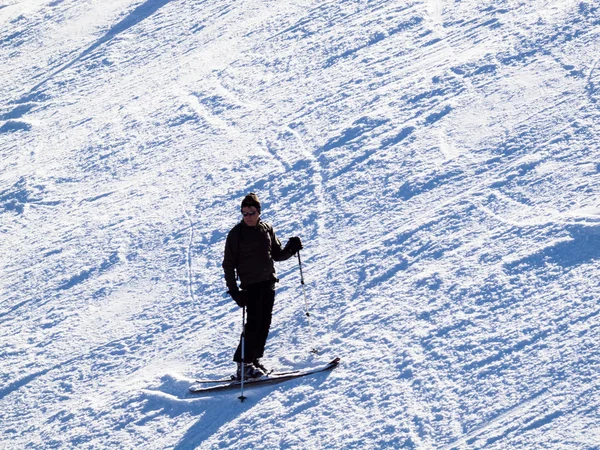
left=222, top=193, right=303, bottom=380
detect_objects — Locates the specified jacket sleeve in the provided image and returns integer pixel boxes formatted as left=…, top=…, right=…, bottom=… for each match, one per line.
left=269, top=226, right=294, bottom=262
left=222, top=228, right=239, bottom=292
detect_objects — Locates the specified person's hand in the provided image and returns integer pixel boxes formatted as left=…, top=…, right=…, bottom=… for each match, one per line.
left=228, top=290, right=247, bottom=308
left=285, top=236, right=303, bottom=255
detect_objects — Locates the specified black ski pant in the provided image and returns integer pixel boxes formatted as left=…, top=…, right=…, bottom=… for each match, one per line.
left=233, top=281, right=275, bottom=363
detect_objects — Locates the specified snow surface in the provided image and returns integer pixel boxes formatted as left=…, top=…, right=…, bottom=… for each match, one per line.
left=2, top=0, right=600, bottom=448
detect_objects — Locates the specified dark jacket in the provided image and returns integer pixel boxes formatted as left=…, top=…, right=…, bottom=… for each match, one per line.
left=222, top=220, right=294, bottom=292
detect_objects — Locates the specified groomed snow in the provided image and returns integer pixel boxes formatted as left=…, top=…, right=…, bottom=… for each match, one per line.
left=1, top=0, right=600, bottom=448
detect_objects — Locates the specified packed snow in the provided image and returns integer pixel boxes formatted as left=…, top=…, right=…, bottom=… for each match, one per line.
left=1, top=0, right=600, bottom=448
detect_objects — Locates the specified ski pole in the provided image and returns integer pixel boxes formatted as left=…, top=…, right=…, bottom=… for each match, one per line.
left=238, top=306, right=247, bottom=403
left=297, top=250, right=318, bottom=354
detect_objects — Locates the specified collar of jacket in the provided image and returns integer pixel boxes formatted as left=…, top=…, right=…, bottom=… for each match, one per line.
left=239, top=219, right=263, bottom=228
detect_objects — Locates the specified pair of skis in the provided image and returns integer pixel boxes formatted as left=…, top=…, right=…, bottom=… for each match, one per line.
left=188, top=357, right=340, bottom=397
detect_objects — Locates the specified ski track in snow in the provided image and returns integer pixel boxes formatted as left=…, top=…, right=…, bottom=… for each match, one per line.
left=182, top=204, right=196, bottom=304
left=2, top=0, right=600, bottom=449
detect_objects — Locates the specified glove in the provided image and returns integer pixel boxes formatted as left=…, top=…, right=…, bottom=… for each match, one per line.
left=285, top=236, right=303, bottom=255
left=228, top=289, right=247, bottom=308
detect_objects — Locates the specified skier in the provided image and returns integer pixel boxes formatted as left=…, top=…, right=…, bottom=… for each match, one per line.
left=223, top=193, right=303, bottom=380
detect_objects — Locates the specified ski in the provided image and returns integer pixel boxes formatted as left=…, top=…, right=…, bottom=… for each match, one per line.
left=193, top=361, right=325, bottom=384
left=193, top=369, right=274, bottom=384
left=188, top=357, right=340, bottom=394
left=193, top=375, right=236, bottom=384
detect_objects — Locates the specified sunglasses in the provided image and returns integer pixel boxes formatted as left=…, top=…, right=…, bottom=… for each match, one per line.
left=242, top=211, right=257, bottom=217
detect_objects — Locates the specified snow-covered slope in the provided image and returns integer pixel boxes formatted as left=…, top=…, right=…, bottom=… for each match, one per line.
left=2, top=0, right=600, bottom=448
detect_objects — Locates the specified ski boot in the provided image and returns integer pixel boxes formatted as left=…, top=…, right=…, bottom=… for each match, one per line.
left=236, top=362, right=266, bottom=380
left=252, top=358, right=269, bottom=374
